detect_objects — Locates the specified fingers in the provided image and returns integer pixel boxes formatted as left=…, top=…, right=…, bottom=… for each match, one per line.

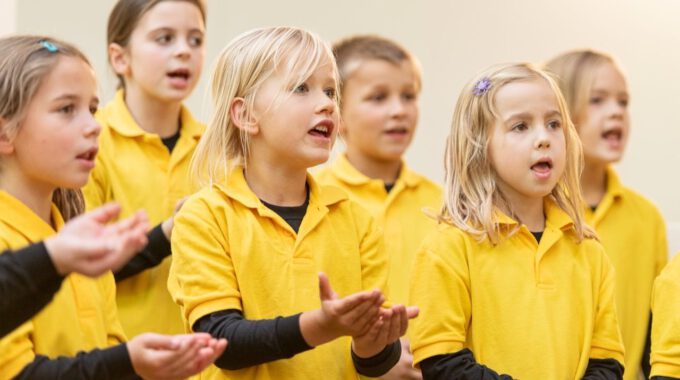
left=137, top=332, right=181, bottom=351
left=318, top=272, right=338, bottom=302
left=86, top=202, right=122, bottom=224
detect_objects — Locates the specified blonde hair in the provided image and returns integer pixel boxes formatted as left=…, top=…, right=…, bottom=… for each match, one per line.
left=544, top=49, right=624, bottom=126
left=191, top=26, right=338, bottom=186
left=332, top=35, right=422, bottom=94
left=441, top=63, right=595, bottom=244
left=0, top=35, right=90, bottom=221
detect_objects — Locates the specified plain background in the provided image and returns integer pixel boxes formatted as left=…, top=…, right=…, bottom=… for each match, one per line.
left=2, top=0, right=680, bottom=253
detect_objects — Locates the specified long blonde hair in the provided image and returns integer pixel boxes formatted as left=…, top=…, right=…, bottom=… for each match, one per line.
left=440, top=63, right=595, bottom=244
left=191, top=26, right=338, bottom=186
left=0, top=35, right=90, bottom=221
left=544, top=49, right=624, bottom=126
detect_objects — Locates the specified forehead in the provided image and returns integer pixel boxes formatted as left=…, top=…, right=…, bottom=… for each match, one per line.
left=136, top=1, right=205, bottom=32
left=591, top=62, right=627, bottom=91
left=346, top=59, right=416, bottom=88
left=494, top=78, right=559, bottom=116
left=34, top=56, right=97, bottom=100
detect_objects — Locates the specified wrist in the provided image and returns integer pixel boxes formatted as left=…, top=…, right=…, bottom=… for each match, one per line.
left=352, top=339, right=384, bottom=359
left=44, top=236, right=69, bottom=275
left=299, top=309, right=337, bottom=347
left=161, top=218, right=172, bottom=240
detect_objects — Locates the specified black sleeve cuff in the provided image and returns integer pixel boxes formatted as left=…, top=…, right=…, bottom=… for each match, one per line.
left=352, top=340, right=401, bottom=377
left=18, top=242, right=64, bottom=289
left=104, top=343, right=138, bottom=379
left=114, top=224, right=170, bottom=282
left=582, top=358, right=624, bottom=380
left=276, top=313, right=313, bottom=356
left=651, top=377, right=680, bottom=380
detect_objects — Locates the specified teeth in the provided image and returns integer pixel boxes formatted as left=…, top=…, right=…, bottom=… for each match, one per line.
left=315, top=126, right=328, bottom=133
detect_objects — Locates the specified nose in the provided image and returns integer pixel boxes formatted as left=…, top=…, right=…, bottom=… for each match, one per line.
left=84, top=114, right=101, bottom=137
left=607, top=99, right=625, bottom=119
left=175, top=38, right=191, bottom=59
left=389, top=96, right=407, bottom=118
left=535, top=126, right=551, bottom=149
left=316, top=90, right=337, bottom=116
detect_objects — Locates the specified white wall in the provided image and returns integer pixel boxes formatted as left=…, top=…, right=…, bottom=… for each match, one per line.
left=0, top=0, right=16, bottom=36
left=7, top=0, right=680, bottom=238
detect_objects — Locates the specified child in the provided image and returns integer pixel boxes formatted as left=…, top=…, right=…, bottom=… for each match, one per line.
left=168, top=26, right=418, bottom=379
left=408, top=63, right=624, bottom=378
left=83, top=0, right=207, bottom=338
left=650, top=253, right=680, bottom=379
left=315, top=35, right=440, bottom=380
left=0, top=34, right=225, bottom=380
left=546, top=50, right=668, bottom=380
left=1, top=203, right=150, bottom=337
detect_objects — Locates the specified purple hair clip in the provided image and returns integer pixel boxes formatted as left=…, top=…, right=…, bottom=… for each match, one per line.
left=473, top=77, right=492, bottom=96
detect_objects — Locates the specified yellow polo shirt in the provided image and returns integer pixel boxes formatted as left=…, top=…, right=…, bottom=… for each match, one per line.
left=585, top=167, right=668, bottom=380
left=83, top=90, right=204, bottom=337
left=409, top=198, right=624, bottom=379
left=315, top=154, right=441, bottom=305
left=168, top=167, right=388, bottom=379
left=0, top=191, right=125, bottom=380
left=651, top=252, right=680, bottom=377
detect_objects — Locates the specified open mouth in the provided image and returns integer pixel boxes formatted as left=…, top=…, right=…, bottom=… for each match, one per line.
left=167, top=68, right=190, bottom=81
left=531, top=159, right=553, bottom=172
left=76, top=147, right=98, bottom=162
left=602, top=129, right=623, bottom=142
left=309, top=121, right=334, bottom=138
left=385, top=127, right=409, bottom=135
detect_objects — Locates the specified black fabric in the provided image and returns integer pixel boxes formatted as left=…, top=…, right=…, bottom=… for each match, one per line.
left=193, top=309, right=312, bottom=370
left=641, top=313, right=652, bottom=378
left=351, top=339, right=401, bottom=377
left=260, top=190, right=309, bottom=234
left=582, top=358, right=624, bottom=379
left=15, top=343, right=138, bottom=379
left=590, top=205, right=598, bottom=213
left=419, top=349, right=513, bottom=379
left=652, top=377, right=680, bottom=380
left=531, top=231, right=544, bottom=244
left=160, top=129, right=181, bottom=153
left=114, top=224, right=170, bottom=282
left=384, top=183, right=395, bottom=193
left=0, top=242, right=64, bottom=337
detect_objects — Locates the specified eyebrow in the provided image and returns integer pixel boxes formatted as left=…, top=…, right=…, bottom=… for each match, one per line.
left=503, top=110, right=561, bottom=123
left=590, top=88, right=629, bottom=97
left=52, top=94, right=100, bottom=104
left=149, top=26, right=205, bottom=35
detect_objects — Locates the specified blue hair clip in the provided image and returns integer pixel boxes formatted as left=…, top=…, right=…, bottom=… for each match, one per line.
left=473, top=77, right=492, bottom=96
left=39, top=40, right=58, bottom=53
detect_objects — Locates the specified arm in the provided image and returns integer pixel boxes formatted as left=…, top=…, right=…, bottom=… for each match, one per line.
left=420, top=349, right=513, bottom=380
left=114, top=224, right=170, bottom=282
left=0, top=243, right=63, bottom=337
left=582, top=358, right=624, bottom=380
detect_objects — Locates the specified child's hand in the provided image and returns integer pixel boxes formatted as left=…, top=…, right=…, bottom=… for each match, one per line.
left=300, top=272, right=384, bottom=347
left=128, top=332, right=227, bottom=380
left=352, top=304, right=419, bottom=359
left=379, top=338, right=422, bottom=380
left=161, top=196, right=189, bottom=240
left=45, top=203, right=149, bottom=276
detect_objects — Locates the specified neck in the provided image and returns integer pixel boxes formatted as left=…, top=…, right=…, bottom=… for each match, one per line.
left=123, top=86, right=182, bottom=138
left=345, top=149, right=402, bottom=184
left=244, top=160, right=308, bottom=206
left=0, top=167, right=54, bottom=225
left=581, top=161, right=608, bottom=207
left=501, top=194, right=545, bottom=232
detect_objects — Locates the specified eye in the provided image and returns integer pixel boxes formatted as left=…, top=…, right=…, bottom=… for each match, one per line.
left=58, top=104, right=75, bottom=114
left=89, top=105, right=98, bottom=115
left=402, top=92, right=417, bottom=101
left=547, top=120, right=562, bottom=129
left=589, top=97, right=603, bottom=105
left=293, top=83, right=309, bottom=93
left=368, top=93, right=386, bottom=102
left=618, top=98, right=629, bottom=108
left=189, top=35, right=203, bottom=47
left=324, top=87, right=337, bottom=99
left=156, top=34, right=172, bottom=44
left=511, top=122, right=527, bottom=132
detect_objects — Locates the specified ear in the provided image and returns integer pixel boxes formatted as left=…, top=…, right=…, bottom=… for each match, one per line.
left=0, top=118, right=14, bottom=155
left=108, top=43, right=130, bottom=76
left=230, top=98, right=259, bottom=135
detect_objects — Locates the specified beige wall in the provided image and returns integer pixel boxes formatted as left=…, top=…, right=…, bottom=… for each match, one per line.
left=6, top=1, right=680, bottom=240
left=0, top=0, right=16, bottom=36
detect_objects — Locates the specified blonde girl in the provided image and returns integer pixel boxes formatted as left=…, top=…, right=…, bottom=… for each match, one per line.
left=169, top=26, right=418, bottom=379
left=409, top=63, right=624, bottom=379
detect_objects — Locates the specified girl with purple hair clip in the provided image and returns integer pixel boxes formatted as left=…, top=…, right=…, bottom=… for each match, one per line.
left=408, top=63, right=624, bottom=379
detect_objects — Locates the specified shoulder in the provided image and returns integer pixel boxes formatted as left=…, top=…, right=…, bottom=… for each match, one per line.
left=619, top=186, right=665, bottom=223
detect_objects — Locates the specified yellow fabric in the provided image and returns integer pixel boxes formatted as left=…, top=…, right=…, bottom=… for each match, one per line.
left=83, top=90, right=204, bottom=337
left=584, top=167, right=668, bottom=380
left=168, top=167, right=388, bottom=379
left=0, top=191, right=126, bottom=380
left=315, top=154, right=441, bottom=305
left=650, top=253, right=680, bottom=377
left=409, top=198, right=624, bottom=379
